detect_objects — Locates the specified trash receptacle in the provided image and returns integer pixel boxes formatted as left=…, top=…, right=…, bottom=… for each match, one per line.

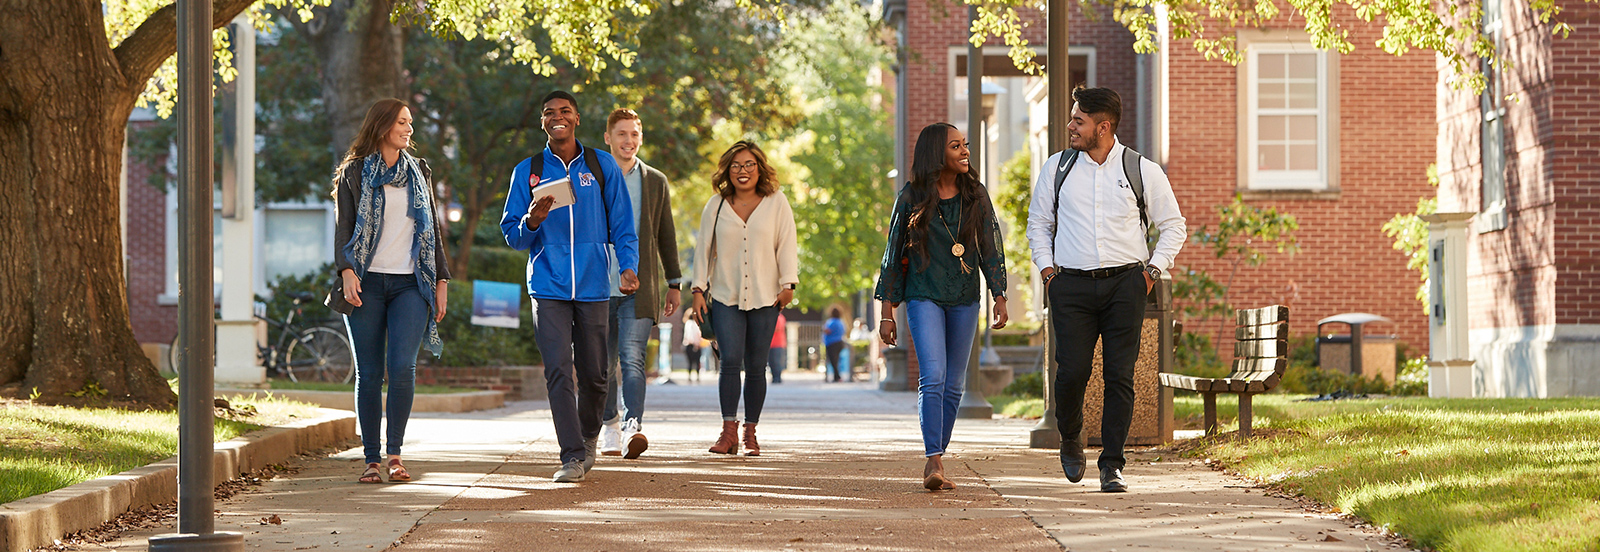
left=1316, top=313, right=1397, bottom=383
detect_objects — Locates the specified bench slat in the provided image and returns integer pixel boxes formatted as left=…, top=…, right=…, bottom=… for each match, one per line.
left=1230, top=357, right=1287, bottom=377
left=1236, top=305, right=1289, bottom=326
left=1234, top=337, right=1290, bottom=359
left=1236, top=322, right=1290, bottom=340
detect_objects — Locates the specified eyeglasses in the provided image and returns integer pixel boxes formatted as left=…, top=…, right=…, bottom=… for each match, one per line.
left=729, top=161, right=759, bottom=173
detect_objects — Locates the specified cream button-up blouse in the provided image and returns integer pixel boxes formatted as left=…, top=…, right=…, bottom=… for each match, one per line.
left=691, top=191, right=799, bottom=311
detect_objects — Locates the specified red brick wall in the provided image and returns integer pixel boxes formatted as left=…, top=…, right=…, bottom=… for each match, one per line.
left=1167, top=12, right=1437, bottom=350
left=124, top=120, right=177, bottom=345
left=1436, top=0, right=1575, bottom=331
left=1551, top=1, right=1600, bottom=325
left=902, top=2, right=1142, bottom=165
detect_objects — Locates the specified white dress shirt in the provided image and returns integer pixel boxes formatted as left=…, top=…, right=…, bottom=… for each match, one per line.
left=1026, top=138, right=1186, bottom=273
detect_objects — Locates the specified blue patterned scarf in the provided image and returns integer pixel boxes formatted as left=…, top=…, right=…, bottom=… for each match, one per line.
left=344, top=151, right=443, bottom=357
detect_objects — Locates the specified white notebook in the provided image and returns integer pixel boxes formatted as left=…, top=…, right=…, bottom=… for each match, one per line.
left=530, top=176, right=576, bottom=210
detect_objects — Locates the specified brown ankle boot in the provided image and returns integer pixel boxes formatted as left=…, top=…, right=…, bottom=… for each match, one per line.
left=709, top=420, right=740, bottom=454
left=742, top=423, right=760, bottom=456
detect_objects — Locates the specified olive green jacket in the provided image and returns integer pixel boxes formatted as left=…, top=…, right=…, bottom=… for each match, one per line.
left=631, top=160, right=683, bottom=322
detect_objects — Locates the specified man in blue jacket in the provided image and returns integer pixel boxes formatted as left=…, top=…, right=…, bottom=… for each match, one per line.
left=501, top=90, right=639, bottom=483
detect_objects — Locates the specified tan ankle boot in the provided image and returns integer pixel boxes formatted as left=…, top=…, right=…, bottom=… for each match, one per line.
left=709, top=420, right=740, bottom=454
left=742, top=423, right=760, bottom=456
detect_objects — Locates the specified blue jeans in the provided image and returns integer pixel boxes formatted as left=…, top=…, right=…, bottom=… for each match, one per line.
left=710, top=301, right=779, bottom=423
left=906, top=300, right=981, bottom=457
left=604, top=295, right=656, bottom=426
left=344, top=272, right=429, bottom=465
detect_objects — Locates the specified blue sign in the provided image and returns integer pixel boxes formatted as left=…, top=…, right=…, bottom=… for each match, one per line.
left=470, top=280, right=523, bottom=329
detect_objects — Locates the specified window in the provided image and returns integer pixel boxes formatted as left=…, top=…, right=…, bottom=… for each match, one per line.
left=1479, top=0, right=1508, bottom=232
left=1245, top=45, right=1331, bottom=190
left=264, top=208, right=330, bottom=283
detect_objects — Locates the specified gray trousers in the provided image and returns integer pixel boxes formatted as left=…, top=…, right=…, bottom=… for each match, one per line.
left=532, top=298, right=610, bottom=465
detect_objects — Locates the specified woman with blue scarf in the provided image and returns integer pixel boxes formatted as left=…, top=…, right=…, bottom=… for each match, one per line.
left=332, top=99, right=451, bottom=484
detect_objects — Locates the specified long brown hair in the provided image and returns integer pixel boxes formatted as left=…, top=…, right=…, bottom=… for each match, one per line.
left=904, top=123, right=996, bottom=265
left=711, top=140, right=778, bottom=199
left=335, top=98, right=412, bottom=176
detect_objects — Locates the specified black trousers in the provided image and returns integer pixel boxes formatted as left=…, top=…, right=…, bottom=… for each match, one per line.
left=1048, top=268, right=1147, bottom=471
left=532, top=298, right=610, bottom=465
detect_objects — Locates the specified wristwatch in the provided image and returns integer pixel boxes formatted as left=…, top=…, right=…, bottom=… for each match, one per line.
left=1145, top=264, right=1163, bottom=280
left=668, top=283, right=680, bottom=290
left=783, top=283, right=796, bottom=290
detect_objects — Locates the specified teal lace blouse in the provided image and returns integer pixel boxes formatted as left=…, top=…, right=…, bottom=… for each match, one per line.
left=874, top=189, right=1007, bottom=306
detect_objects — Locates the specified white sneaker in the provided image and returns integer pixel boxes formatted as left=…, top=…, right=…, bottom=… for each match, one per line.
left=600, top=422, right=623, bottom=456
left=623, top=419, right=648, bottom=459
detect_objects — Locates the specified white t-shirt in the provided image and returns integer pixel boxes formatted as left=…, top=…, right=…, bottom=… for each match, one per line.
left=367, top=185, right=417, bottom=275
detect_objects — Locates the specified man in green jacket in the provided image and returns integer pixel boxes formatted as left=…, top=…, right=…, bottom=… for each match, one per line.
left=599, top=108, right=683, bottom=459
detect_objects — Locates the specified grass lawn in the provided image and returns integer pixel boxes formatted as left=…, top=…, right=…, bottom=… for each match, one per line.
left=988, top=394, right=1045, bottom=419
left=262, top=380, right=477, bottom=394
left=1179, top=393, right=1600, bottom=552
left=0, top=395, right=318, bottom=504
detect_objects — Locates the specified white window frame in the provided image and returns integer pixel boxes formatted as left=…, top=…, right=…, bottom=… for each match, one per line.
left=1244, top=44, right=1330, bottom=190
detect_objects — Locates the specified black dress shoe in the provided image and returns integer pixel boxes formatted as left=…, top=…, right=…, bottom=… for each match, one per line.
left=1060, top=441, right=1086, bottom=483
left=1099, top=467, right=1127, bottom=492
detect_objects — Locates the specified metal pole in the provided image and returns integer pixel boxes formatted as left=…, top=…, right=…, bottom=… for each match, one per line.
left=1030, top=0, right=1069, bottom=449
left=150, top=1, right=245, bottom=549
left=957, top=5, right=993, bottom=420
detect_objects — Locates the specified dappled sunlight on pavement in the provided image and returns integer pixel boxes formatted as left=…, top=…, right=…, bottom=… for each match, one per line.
left=85, top=368, right=1413, bottom=551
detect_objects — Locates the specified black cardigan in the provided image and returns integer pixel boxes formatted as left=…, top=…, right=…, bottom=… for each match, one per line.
left=332, top=158, right=452, bottom=281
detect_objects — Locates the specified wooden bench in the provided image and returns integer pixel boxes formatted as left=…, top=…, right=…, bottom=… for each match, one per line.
left=1158, top=305, right=1289, bottom=438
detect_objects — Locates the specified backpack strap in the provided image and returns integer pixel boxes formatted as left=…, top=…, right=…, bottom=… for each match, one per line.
left=1122, top=147, right=1149, bottom=234
left=1049, top=149, right=1081, bottom=256
left=584, top=145, right=610, bottom=221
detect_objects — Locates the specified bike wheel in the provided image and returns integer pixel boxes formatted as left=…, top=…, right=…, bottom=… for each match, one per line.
left=284, top=327, right=354, bottom=384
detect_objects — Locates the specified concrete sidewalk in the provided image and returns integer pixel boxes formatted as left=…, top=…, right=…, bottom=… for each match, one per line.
left=87, top=370, right=1413, bottom=551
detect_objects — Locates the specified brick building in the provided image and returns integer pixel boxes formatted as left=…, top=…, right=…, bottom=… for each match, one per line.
left=121, top=109, right=339, bottom=349
left=1435, top=0, right=1600, bottom=396
left=1161, top=13, right=1438, bottom=351
left=884, top=0, right=1438, bottom=354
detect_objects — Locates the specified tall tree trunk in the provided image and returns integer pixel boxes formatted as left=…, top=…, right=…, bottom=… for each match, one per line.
left=291, top=0, right=408, bottom=156
left=0, top=0, right=258, bottom=407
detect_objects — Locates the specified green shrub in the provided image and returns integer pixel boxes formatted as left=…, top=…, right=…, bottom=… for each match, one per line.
left=1280, top=363, right=1391, bottom=395
left=1002, top=370, right=1044, bottom=399
left=1391, top=356, right=1429, bottom=396
left=425, top=281, right=542, bottom=367
left=1174, top=331, right=1229, bottom=379
left=468, top=248, right=529, bottom=285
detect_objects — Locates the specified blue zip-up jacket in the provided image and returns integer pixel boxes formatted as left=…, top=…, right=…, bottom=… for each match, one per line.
left=500, top=143, right=638, bottom=301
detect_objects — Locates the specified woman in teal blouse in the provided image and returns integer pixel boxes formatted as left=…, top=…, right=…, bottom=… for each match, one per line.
left=874, top=122, right=1009, bottom=491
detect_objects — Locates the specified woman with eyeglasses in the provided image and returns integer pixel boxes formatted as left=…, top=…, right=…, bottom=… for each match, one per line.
left=690, top=140, right=798, bottom=457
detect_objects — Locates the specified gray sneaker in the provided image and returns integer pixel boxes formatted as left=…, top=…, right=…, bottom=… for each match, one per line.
left=583, top=437, right=598, bottom=472
left=552, top=461, right=585, bottom=483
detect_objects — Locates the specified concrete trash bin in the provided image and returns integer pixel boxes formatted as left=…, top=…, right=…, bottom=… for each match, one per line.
left=1315, top=313, right=1397, bottom=383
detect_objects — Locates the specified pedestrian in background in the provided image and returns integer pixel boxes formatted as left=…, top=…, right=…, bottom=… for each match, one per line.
left=875, top=122, right=1008, bottom=491
left=333, top=99, right=451, bottom=484
left=597, top=108, right=682, bottom=460
left=681, top=312, right=703, bottom=384
left=500, top=90, right=639, bottom=483
left=690, top=140, right=799, bottom=457
left=769, top=313, right=787, bottom=384
left=823, top=308, right=847, bottom=382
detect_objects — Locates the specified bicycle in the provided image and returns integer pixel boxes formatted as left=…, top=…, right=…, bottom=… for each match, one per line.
left=170, top=292, right=355, bottom=384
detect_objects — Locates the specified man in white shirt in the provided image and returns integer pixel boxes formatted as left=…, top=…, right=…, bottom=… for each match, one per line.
left=1026, top=87, right=1186, bottom=493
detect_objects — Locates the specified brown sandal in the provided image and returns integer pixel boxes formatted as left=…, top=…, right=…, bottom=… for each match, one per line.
left=359, top=463, right=383, bottom=484
left=387, top=459, right=411, bottom=482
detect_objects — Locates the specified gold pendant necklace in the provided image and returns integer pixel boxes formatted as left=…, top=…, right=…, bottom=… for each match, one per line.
left=937, top=200, right=972, bottom=273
